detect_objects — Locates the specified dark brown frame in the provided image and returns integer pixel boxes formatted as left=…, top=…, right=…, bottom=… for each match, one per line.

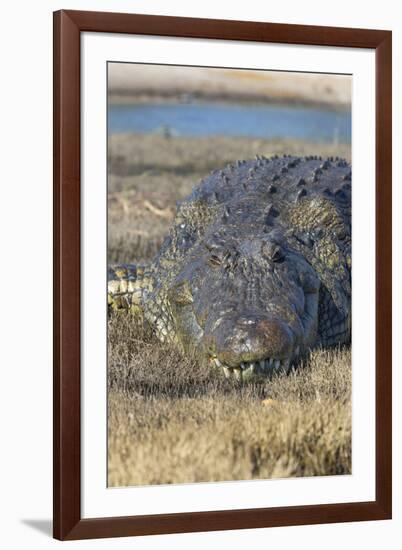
left=54, top=9, right=392, bottom=541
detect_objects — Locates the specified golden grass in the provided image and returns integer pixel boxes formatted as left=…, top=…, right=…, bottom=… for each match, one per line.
left=108, top=313, right=351, bottom=487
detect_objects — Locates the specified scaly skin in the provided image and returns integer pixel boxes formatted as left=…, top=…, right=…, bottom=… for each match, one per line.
left=108, top=155, right=351, bottom=380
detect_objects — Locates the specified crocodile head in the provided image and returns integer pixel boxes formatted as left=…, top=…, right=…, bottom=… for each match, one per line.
left=167, top=225, right=321, bottom=381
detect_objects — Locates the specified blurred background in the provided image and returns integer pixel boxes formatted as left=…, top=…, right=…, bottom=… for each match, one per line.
left=107, top=63, right=351, bottom=266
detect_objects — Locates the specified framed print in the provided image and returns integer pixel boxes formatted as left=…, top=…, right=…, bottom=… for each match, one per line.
left=53, top=10, right=392, bottom=540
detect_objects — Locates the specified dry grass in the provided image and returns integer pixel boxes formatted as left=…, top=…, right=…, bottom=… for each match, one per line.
left=108, top=133, right=352, bottom=487
left=108, top=313, right=351, bottom=487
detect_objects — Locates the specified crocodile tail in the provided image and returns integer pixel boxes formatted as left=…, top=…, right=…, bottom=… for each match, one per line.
left=108, top=264, right=152, bottom=314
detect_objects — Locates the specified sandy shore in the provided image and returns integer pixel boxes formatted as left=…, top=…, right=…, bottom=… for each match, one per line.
left=108, top=64, right=351, bottom=109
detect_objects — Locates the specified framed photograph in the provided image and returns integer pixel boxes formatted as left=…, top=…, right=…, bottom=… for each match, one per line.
left=53, top=10, right=392, bottom=540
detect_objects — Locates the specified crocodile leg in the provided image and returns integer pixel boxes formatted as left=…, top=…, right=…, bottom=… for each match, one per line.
left=108, top=264, right=152, bottom=315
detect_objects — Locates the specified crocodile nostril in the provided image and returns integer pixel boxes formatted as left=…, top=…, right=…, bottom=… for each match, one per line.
left=212, top=315, right=294, bottom=367
left=255, top=319, right=293, bottom=353
left=238, top=318, right=257, bottom=326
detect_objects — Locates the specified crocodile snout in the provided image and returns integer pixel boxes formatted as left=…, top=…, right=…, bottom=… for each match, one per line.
left=208, top=313, right=295, bottom=379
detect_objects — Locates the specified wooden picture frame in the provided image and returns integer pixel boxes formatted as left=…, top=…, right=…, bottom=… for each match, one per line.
left=53, top=9, right=392, bottom=540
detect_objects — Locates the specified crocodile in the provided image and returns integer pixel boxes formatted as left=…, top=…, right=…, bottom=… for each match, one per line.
left=108, top=155, right=351, bottom=381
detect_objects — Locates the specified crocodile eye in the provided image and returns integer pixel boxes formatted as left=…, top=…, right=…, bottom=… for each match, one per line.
left=271, top=246, right=284, bottom=262
left=204, top=238, right=226, bottom=267
left=209, top=254, right=223, bottom=267
left=168, top=281, right=194, bottom=306
left=261, top=242, right=284, bottom=263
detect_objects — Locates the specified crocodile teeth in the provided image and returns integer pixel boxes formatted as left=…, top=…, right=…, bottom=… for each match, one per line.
left=220, top=356, right=295, bottom=380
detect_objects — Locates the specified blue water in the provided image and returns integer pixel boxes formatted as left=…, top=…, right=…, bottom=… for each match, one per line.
left=108, top=102, right=351, bottom=144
